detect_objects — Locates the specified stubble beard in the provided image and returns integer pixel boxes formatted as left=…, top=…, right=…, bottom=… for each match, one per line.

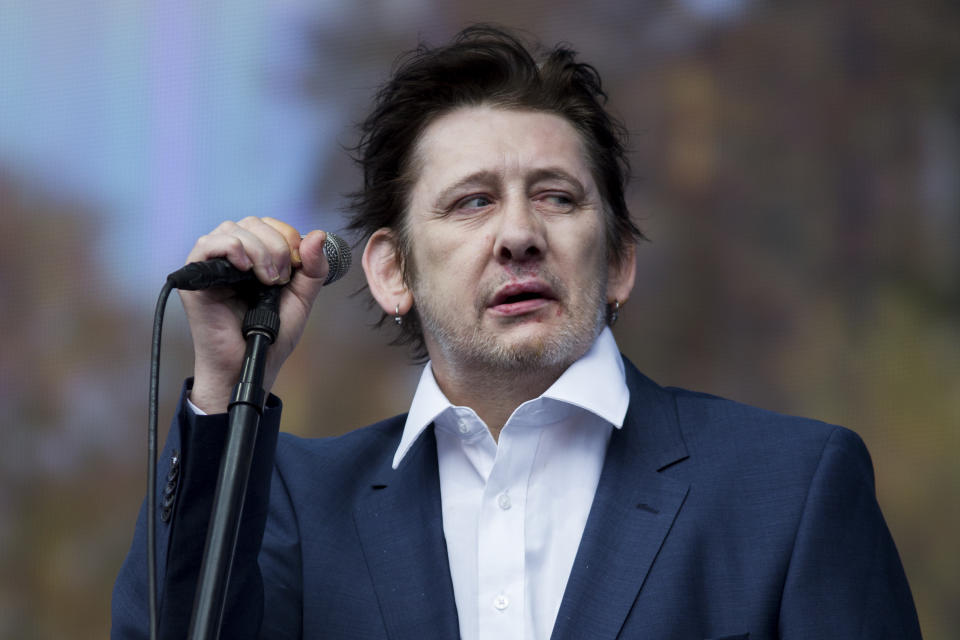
left=414, top=270, right=609, bottom=378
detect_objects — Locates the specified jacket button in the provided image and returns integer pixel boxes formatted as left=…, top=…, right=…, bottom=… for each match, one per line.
left=160, top=450, right=181, bottom=523
left=167, top=452, right=180, bottom=482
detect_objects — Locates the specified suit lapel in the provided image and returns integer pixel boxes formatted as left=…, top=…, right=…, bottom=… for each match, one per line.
left=353, top=426, right=460, bottom=639
left=551, top=361, right=690, bottom=640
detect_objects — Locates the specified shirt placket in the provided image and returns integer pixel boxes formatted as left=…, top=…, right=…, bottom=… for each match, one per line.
left=476, top=420, right=541, bottom=640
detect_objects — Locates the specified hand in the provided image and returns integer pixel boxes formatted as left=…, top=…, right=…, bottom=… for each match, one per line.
left=179, top=217, right=331, bottom=414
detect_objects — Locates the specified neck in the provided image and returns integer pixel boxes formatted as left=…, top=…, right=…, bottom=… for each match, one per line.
left=431, top=362, right=568, bottom=441
left=430, top=359, right=566, bottom=441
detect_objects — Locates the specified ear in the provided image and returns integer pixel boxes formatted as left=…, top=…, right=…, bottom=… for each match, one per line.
left=362, top=228, right=414, bottom=316
left=607, top=240, right=637, bottom=305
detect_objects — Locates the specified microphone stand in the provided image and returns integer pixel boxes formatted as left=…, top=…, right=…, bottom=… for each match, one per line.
left=187, top=285, right=281, bottom=640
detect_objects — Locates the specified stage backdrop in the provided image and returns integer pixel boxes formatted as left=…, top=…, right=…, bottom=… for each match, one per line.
left=0, top=1, right=957, bottom=637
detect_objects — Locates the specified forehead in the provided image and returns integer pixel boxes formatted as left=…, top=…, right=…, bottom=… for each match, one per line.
left=409, top=106, right=594, bottom=189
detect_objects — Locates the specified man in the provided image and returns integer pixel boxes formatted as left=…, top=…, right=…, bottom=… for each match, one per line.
left=112, top=26, right=921, bottom=639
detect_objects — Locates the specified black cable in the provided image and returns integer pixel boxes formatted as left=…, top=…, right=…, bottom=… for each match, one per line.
left=145, top=239, right=347, bottom=638
left=148, top=280, right=174, bottom=640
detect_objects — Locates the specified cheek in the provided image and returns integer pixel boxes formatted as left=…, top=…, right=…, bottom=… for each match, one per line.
left=555, top=232, right=605, bottom=269
left=429, top=229, right=495, bottom=265
left=411, top=230, right=483, bottom=290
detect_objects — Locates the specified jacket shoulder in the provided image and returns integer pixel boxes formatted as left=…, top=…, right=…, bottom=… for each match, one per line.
left=622, top=355, right=863, bottom=462
left=669, top=384, right=858, bottom=451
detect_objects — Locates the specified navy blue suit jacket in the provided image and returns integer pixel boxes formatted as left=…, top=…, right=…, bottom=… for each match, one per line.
left=112, top=358, right=921, bottom=639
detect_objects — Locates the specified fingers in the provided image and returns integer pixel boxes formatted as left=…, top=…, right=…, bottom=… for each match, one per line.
left=261, top=217, right=303, bottom=268
left=187, top=217, right=304, bottom=286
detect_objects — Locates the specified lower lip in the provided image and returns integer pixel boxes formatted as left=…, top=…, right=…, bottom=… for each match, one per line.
left=488, top=298, right=553, bottom=317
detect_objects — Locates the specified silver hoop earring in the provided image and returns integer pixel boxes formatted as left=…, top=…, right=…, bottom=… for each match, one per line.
left=608, top=300, right=620, bottom=326
left=394, top=304, right=403, bottom=326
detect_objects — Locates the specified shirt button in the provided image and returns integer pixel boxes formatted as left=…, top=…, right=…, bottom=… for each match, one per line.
left=458, top=420, right=470, bottom=434
left=493, top=594, right=509, bottom=611
left=497, top=493, right=511, bottom=510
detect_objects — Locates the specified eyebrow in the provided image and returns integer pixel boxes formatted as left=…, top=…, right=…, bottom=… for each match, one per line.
left=525, top=168, right=586, bottom=196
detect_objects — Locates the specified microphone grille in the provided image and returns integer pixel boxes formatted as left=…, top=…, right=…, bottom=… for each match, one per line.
left=321, top=232, right=352, bottom=286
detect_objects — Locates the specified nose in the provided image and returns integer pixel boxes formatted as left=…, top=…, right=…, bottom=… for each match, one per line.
left=493, top=197, right=546, bottom=264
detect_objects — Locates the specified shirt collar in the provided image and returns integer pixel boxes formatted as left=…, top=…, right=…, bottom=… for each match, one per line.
left=392, top=327, right=629, bottom=469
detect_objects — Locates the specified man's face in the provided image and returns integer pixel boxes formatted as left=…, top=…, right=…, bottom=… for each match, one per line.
left=402, top=106, right=629, bottom=376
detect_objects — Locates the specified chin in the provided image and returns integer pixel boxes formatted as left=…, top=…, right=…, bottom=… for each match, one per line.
left=423, top=302, right=606, bottom=374
left=479, top=327, right=594, bottom=372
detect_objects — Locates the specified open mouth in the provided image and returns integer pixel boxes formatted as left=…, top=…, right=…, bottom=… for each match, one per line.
left=489, top=281, right=556, bottom=314
left=502, top=291, right=545, bottom=304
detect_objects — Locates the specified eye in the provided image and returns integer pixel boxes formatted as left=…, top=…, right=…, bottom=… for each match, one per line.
left=455, top=195, right=493, bottom=210
left=534, top=192, right=576, bottom=214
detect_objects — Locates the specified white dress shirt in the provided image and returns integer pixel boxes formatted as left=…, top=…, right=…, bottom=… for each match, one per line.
left=392, top=327, right=630, bottom=640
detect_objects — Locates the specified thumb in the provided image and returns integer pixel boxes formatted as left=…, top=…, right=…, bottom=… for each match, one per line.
left=287, top=229, right=330, bottom=300
left=298, top=230, right=331, bottom=279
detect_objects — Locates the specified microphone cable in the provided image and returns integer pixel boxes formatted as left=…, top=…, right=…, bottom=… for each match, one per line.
left=143, top=232, right=350, bottom=640
left=147, top=280, right=174, bottom=640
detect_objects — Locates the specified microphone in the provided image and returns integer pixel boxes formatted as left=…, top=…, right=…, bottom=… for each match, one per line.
left=167, top=232, right=352, bottom=290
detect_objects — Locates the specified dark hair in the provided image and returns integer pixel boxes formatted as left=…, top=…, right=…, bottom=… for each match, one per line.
left=346, top=25, right=643, bottom=358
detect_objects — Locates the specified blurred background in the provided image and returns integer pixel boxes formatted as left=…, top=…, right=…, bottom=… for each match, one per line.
left=1, top=0, right=957, bottom=637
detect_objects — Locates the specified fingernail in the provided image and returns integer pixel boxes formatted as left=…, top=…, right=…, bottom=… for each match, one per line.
left=291, top=248, right=302, bottom=266
left=267, top=264, right=280, bottom=281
